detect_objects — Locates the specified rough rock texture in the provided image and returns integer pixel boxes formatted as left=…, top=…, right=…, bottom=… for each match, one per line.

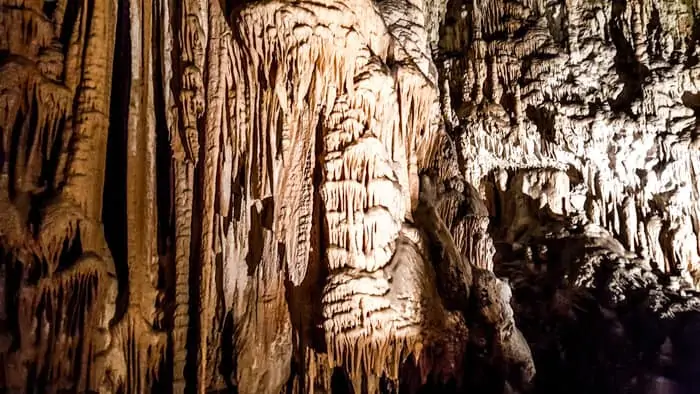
left=0, top=0, right=698, bottom=393
left=434, top=0, right=700, bottom=391
left=441, top=0, right=700, bottom=283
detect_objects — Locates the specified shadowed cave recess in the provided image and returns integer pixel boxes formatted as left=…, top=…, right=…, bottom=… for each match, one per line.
left=1, top=0, right=700, bottom=393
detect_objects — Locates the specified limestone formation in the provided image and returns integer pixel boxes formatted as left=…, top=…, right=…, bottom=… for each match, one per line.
left=0, top=0, right=699, bottom=393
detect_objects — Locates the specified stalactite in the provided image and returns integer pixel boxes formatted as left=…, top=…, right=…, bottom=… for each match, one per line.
left=220, top=0, right=493, bottom=389
left=171, top=162, right=194, bottom=394
left=170, top=1, right=212, bottom=393
left=0, top=0, right=122, bottom=391
left=6, top=253, right=108, bottom=391
left=320, top=63, right=417, bottom=391
left=61, top=0, right=117, bottom=222
left=176, top=0, right=207, bottom=164
left=112, top=312, right=167, bottom=394
left=101, top=1, right=170, bottom=392
left=197, top=2, right=227, bottom=390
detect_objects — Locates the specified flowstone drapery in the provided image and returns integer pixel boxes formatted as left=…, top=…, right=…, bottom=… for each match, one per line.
left=1, top=0, right=699, bottom=393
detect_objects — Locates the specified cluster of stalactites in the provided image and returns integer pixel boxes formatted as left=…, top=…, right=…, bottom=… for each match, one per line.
left=228, top=0, right=402, bottom=287
left=487, top=154, right=700, bottom=287
left=424, top=171, right=497, bottom=270
left=5, top=253, right=106, bottom=391
left=0, top=54, right=72, bottom=197
left=260, top=4, right=448, bottom=393
left=376, top=0, right=436, bottom=84
left=440, top=0, right=700, bottom=287
left=227, top=0, right=453, bottom=391
left=107, top=310, right=168, bottom=394
left=577, top=152, right=700, bottom=285
left=0, top=0, right=76, bottom=274
left=0, top=1, right=65, bottom=69
left=319, top=57, right=415, bottom=354
left=226, top=0, right=542, bottom=392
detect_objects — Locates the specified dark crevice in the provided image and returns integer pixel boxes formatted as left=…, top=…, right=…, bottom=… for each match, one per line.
left=42, top=114, right=67, bottom=194
left=186, top=146, right=204, bottom=394
left=330, top=368, right=353, bottom=394
left=103, top=0, right=131, bottom=324
left=42, top=0, right=58, bottom=20
left=646, top=7, right=662, bottom=61
left=153, top=0, right=174, bottom=261
left=219, top=311, right=238, bottom=391
left=245, top=204, right=265, bottom=277
left=686, top=2, right=700, bottom=68
left=58, top=0, right=80, bottom=57
left=526, top=105, right=557, bottom=144
left=608, top=0, right=649, bottom=115
left=151, top=4, right=175, bottom=391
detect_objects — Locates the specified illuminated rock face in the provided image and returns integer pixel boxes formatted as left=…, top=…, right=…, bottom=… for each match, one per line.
left=0, top=0, right=698, bottom=393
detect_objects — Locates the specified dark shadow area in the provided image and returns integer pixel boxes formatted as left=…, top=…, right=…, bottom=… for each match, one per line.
left=608, top=0, right=650, bottom=116
left=485, top=169, right=700, bottom=394
left=219, top=311, right=238, bottom=392
left=526, top=105, right=557, bottom=144
left=685, top=2, right=700, bottom=68
left=330, top=368, right=353, bottom=394
left=103, top=0, right=131, bottom=324
left=283, top=112, right=329, bottom=392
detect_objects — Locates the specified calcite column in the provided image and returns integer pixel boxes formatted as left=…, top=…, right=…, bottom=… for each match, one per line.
left=225, top=0, right=469, bottom=391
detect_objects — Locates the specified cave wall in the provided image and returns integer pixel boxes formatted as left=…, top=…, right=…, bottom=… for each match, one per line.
left=439, top=0, right=700, bottom=282
left=0, top=0, right=699, bottom=393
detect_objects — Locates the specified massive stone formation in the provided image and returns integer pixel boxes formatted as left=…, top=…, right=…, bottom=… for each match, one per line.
left=0, top=0, right=698, bottom=393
